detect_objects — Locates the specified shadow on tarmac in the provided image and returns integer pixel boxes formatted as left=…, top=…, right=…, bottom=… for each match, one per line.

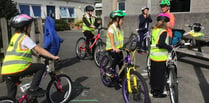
left=55, top=56, right=81, bottom=70
left=70, top=76, right=89, bottom=100
left=179, top=58, right=209, bottom=103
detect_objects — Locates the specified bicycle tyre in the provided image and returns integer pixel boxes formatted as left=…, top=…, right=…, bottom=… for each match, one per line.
left=75, top=37, right=87, bottom=59
left=94, top=41, right=106, bottom=67
left=145, top=53, right=151, bottom=78
left=168, top=65, right=178, bottom=103
left=129, top=33, right=138, bottom=51
left=46, top=74, right=73, bottom=103
left=144, top=36, right=151, bottom=53
left=100, top=54, right=113, bottom=87
left=122, top=70, right=149, bottom=103
left=0, top=96, right=15, bottom=103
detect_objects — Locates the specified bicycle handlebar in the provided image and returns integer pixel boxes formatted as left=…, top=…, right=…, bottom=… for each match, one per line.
left=39, top=55, right=53, bottom=61
left=95, top=27, right=108, bottom=31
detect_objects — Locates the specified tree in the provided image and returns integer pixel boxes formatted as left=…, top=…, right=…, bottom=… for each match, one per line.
left=0, top=0, right=18, bottom=19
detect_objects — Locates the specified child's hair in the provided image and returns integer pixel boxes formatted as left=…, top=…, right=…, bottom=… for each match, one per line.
left=107, top=19, right=113, bottom=27
left=154, top=20, right=168, bottom=30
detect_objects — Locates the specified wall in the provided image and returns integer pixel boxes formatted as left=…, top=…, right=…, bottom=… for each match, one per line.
left=13, top=0, right=92, bottom=20
left=104, top=13, right=209, bottom=38
left=102, top=0, right=209, bottom=17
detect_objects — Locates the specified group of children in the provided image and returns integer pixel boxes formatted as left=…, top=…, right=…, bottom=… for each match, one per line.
left=1, top=0, right=181, bottom=100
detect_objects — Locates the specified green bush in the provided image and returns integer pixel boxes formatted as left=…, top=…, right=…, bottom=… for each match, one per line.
left=55, top=19, right=70, bottom=31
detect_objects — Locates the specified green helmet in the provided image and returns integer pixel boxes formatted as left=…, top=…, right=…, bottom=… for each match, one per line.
left=110, top=10, right=127, bottom=19
left=160, top=0, right=170, bottom=6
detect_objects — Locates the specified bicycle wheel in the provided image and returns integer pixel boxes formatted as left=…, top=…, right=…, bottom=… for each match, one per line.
left=47, top=74, right=73, bottom=103
left=128, top=33, right=138, bottom=51
left=0, top=96, right=15, bottom=103
left=75, top=37, right=87, bottom=59
left=167, top=65, right=178, bottom=103
left=122, top=70, right=149, bottom=103
left=145, top=54, right=151, bottom=78
left=144, top=36, right=151, bottom=53
left=94, top=41, right=106, bottom=67
left=100, top=54, right=113, bottom=87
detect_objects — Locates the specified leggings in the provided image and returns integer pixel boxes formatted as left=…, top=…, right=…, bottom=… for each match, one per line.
left=150, top=60, right=166, bottom=93
left=83, top=31, right=95, bottom=52
left=108, top=51, right=124, bottom=78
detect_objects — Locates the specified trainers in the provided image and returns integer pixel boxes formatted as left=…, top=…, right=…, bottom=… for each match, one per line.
left=26, top=88, right=46, bottom=97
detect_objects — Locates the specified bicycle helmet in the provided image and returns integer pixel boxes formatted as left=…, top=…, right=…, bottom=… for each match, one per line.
left=110, top=10, right=127, bottom=19
left=160, top=0, right=170, bottom=7
left=85, top=5, right=94, bottom=12
left=11, top=14, right=33, bottom=28
left=141, top=6, right=149, bottom=11
left=193, top=23, right=202, bottom=32
left=157, top=13, right=170, bottom=22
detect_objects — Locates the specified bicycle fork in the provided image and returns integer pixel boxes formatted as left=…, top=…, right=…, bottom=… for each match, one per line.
left=50, top=73, right=64, bottom=92
left=127, top=67, right=138, bottom=93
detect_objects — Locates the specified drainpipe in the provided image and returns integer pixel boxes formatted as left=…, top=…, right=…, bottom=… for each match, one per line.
left=147, top=0, right=151, bottom=14
left=113, top=0, right=117, bottom=11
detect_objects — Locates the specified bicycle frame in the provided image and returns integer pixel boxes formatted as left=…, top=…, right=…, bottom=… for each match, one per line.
left=118, top=48, right=138, bottom=93
left=78, top=34, right=101, bottom=51
left=15, top=58, right=63, bottom=103
left=79, top=28, right=106, bottom=51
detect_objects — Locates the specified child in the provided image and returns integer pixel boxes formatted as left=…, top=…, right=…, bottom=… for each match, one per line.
left=149, top=13, right=173, bottom=98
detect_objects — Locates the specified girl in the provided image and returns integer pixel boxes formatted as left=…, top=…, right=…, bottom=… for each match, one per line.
left=149, top=13, right=173, bottom=98
left=106, top=10, right=126, bottom=89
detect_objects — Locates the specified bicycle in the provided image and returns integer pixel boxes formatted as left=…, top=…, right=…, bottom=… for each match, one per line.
left=99, top=48, right=150, bottom=103
left=75, top=27, right=107, bottom=66
left=0, top=55, right=73, bottom=103
left=165, top=42, right=185, bottom=103
left=180, top=23, right=205, bottom=52
left=129, top=28, right=152, bottom=53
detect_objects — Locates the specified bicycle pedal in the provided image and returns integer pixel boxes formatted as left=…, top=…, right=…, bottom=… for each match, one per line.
left=106, top=73, right=113, bottom=77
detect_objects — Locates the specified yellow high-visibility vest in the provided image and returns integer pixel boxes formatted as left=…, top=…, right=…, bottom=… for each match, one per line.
left=1, top=33, right=32, bottom=75
left=82, top=14, right=96, bottom=34
left=150, top=28, right=169, bottom=62
left=106, top=24, right=124, bottom=50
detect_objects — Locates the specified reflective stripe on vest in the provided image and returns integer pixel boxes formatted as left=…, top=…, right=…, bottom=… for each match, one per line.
left=150, top=28, right=169, bottom=61
left=82, top=14, right=95, bottom=33
left=106, top=24, right=124, bottom=50
left=189, top=31, right=204, bottom=38
left=1, top=33, right=32, bottom=75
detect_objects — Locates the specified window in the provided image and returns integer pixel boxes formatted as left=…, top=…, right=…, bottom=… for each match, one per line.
left=19, top=5, right=30, bottom=15
left=60, top=7, right=68, bottom=18
left=47, top=6, right=55, bottom=19
left=68, top=8, right=75, bottom=18
left=170, top=0, right=190, bottom=12
left=118, top=1, right=125, bottom=11
left=32, top=5, right=41, bottom=17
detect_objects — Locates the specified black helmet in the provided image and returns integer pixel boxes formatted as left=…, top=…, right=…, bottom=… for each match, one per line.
left=193, top=23, right=201, bottom=32
left=11, top=14, right=33, bottom=28
left=85, top=5, right=94, bottom=12
left=157, top=13, right=170, bottom=22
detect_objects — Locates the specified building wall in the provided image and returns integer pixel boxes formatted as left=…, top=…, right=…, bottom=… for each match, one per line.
left=102, top=0, right=209, bottom=17
left=13, top=0, right=93, bottom=21
left=102, top=0, right=209, bottom=37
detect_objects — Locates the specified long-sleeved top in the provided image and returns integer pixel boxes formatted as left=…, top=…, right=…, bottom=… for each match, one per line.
left=138, top=14, right=152, bottom=33
left=82, top=16, right=100, bottom=28
left=157, top=31, right=173, bottom=52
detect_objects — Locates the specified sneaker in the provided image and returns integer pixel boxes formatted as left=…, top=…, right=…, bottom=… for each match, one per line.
left=26, top=88, right=46, bottom=97
left=152, top=92, right=167, bottom=98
